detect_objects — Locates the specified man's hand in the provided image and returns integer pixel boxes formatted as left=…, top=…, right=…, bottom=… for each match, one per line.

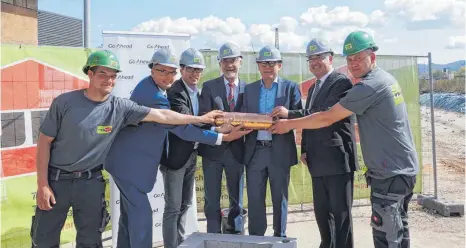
left=268, top=119, right=293, bottom=134
left=300, top=153, right=307, bottom=166
left=200, top=110, right=224, bottom=124
left=215, top=118, right=234, bottom=134
left=36, top=184, right=56, bottom=210
left=223, top=124, right=252, bottom=142
left=271, top=106, right=289, bottom=119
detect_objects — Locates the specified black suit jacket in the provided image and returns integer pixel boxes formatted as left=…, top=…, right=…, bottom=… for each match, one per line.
left=160, top=79, right=201, bottom=169
left=197, top=76, right=246, bottom=163
left=241, top=77, right=303, bottom=168
left=288, top=71, right=359, bottom=177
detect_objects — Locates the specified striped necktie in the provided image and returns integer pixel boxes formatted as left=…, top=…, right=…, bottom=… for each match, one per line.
left=227, top=82, right=235, bottom=111
left=309, top=79, right=322, bottom=108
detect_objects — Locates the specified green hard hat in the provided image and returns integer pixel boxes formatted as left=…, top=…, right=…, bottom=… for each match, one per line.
left=342, top=31, right=379, bottom=56
left=82, top=50, right=121, bottom=75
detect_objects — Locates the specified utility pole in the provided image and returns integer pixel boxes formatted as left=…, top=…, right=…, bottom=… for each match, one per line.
left=84, top=0, right=90, bottom=47
left=274, top=27, right=279, bottom=49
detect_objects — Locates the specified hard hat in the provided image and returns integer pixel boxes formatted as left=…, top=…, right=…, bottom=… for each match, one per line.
left=256, top=45, right=281, bottom=62
left=342, top=31, right=379, bottom=56
left=217, top=42, right=242, bottom=60
left=306, top=38, right=334, bottom=57
left=180, top=48, right=206, bottom=69
left=148, top=47, right=179, bottom=69
left=82, top=50, right=121, bottom=75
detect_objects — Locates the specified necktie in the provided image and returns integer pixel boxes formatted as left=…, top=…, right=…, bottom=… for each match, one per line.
left=227, top=82, right=235, bottom=111
left=309, top=79, right=322, bottom=108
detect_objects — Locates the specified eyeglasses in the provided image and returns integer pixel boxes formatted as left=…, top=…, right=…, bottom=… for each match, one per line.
left=154, top=68, right=178, bottom=76
left=257, top=61, right=280, bottom=67
left=184, top=67, right=203, bottom=73
left=220, top=57, right=240, bottom=64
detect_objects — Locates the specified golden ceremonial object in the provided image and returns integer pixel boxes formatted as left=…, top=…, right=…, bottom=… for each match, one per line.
left=214, top=112, right=274, bottom=130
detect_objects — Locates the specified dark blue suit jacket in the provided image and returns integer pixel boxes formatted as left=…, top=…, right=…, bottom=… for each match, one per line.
left=241, top=77, right=302, bottom=168
left=105, top=76, right=218, bottom=193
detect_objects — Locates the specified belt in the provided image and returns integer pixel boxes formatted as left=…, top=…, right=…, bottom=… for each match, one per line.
left=48, top=165, right=103, bottom=180
left=256, top=140, right=273, bottom=147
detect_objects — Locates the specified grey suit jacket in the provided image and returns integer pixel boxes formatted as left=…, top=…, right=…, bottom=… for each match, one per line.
left=241, top=77, right=303, bottom=168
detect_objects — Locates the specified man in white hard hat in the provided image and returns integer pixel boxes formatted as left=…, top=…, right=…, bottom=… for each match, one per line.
left=198, top=42, right=248, bottom=234
left=241, top=45, right=302, bottom=238
left=272, top=38, right=359, bottom=247
left=160, top=48, right=250, bottom=248
left=105, top=47, right=246, bottom=248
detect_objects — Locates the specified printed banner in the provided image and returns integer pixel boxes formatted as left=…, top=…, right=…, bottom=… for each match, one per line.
left=1, top=44, right=94, bottom=247
left=101, top=31, right=196, bottom=247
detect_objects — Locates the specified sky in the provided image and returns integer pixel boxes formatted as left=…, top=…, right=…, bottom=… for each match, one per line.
left=38, top=0, right=465, bottom=64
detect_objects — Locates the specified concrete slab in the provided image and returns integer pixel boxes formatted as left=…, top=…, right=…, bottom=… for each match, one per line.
left=178, top=232, right=297, bottom=248
left=417, top=194, right=464, bottom=217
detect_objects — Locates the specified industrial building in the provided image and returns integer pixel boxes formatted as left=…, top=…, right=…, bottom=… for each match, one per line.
left=1, top=0, right=83, bottom=47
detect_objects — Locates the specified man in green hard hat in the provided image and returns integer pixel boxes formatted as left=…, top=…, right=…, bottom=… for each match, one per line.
left=30, top=50, right=223, bottom=248
left=269, top=31, right=419, bottom=248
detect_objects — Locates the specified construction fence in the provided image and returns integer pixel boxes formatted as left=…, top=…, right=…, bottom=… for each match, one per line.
left=0, top=44, right=428, bottom=247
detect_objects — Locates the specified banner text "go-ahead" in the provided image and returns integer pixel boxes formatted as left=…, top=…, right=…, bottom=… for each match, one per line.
left=107, top=44, right=132, bottom=49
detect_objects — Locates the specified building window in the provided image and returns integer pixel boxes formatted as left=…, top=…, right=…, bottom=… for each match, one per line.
left=32, top=110, right=48, bottom=144
left=1, top=112, right=25, bottom=148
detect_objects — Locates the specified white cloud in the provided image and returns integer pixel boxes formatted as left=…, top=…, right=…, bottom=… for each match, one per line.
left=133, top=16, right=252, bottom=49
left=383, top=37, right=398, bottom=43
left=129, top=4, right=464, bottom=63
left=369, top=10, right=388, bottom=26
left=248, top=22, right=307, bottom=51
left=446, top=35, right=466, bottom=49
left=249, top=23, right=275, bottom=46
left=308, top=26, right=376, bottom=46
left=278, top=32, right=308, bottom=51
left=132, top=16, right=247, bottom=36
left=299, top=5, right=370, bottom=27
left=384, top=0, right=465, bottom=27
left=275, top=16, right=298, bottom=33
left=451, top=0, right=466, bottom=27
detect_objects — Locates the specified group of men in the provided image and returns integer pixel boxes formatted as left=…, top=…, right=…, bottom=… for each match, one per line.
left=30, top=30, right=419, bottom=248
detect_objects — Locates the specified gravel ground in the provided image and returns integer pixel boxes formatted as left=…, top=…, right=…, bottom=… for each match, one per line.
left=420, top=107, right=465, bottom=203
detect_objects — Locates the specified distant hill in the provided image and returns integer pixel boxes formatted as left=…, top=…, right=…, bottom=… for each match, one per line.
left=418, top=60, right=465, bottom=74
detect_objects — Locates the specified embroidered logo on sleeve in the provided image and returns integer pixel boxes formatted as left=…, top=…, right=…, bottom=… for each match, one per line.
left=97, top=126, right=113, bottom=134
left=391, top=83, right=404, bottom=105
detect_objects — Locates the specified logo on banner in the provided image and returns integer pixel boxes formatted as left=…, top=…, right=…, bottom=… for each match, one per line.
left=153, top=193, right=164, bottom=199
left=117, top=75, right=134, bottom=80
left=129, top=59, right=151, bottom=65
left=107, top=44, right=133, bottom=49
left=147, top=44, right=170, bottom=49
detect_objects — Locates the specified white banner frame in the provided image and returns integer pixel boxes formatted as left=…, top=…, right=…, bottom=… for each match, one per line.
left=102, top=30, right=198, bottom=248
